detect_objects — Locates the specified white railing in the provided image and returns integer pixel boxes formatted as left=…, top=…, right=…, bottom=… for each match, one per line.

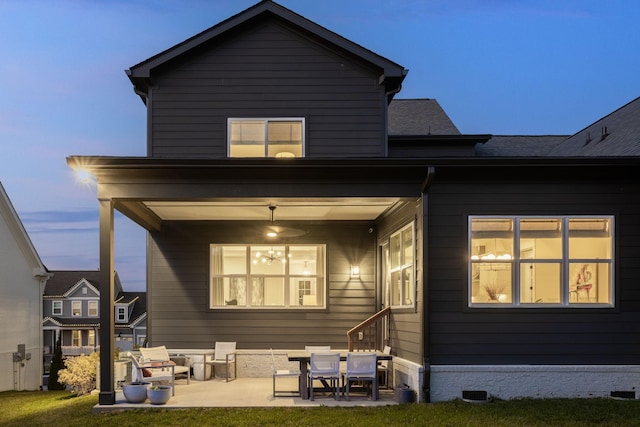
left=61, top=345, right=99, bottom=356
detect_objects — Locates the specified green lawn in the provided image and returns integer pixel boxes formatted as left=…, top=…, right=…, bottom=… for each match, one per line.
left=1, top=390, right=640, bottom=427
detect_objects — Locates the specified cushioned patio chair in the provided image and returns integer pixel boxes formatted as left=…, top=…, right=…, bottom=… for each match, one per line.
left=132, top=345, right=190, bottom=396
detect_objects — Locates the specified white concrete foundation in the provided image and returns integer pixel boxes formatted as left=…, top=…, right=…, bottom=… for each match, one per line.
left=429, top=365, right=640, bottom=402
left=390, top=357, right=424, bottom=402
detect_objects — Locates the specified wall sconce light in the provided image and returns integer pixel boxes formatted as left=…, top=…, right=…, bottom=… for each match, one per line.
left=350, top=265, right=360, bottom=278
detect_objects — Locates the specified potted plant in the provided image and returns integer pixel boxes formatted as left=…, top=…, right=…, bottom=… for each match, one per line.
left=147, top=384, right=172, bottom=405
left=122, top=381, right=150, bottom=403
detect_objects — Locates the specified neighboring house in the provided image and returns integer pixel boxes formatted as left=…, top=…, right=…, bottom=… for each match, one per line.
left=0, top=182, right=51, bottom=391
left=42, top=271, right=146, bottom=371
left=67, top=1, right=640, bottom=405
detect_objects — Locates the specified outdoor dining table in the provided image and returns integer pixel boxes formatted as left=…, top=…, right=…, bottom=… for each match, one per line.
left=287, top=350, right=392, bottom=400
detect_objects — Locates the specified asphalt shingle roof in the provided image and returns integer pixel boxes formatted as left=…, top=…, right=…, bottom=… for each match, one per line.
left=476, top=135, right=568, bottom=157
left=43, top=270, right=101, bottom=297
left=388, top=98, right=460, bottom=136
left=548, top=96, right=640, bottom=156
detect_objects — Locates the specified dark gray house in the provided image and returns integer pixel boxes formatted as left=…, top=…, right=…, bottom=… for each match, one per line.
left=67, top=1, right=640, bottom=405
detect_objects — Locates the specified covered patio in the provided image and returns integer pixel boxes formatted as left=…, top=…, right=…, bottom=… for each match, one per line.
left=94, top=376, right=399, bottom=412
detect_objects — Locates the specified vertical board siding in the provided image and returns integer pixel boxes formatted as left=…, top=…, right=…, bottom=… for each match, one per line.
left=147, top=221, right=377, bottom=349
left=427, top=179, right=640, bottom=365
left=149, top=20, right=386, bottom=158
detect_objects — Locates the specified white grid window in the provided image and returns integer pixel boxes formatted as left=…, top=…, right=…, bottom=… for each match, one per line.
left=469, top=216, right=614, bottom=307
left=228, top=118, right=304, bottom=158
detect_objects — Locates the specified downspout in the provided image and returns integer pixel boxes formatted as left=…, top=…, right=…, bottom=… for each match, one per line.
left=421, top=166, right=435, bottom=402
left=34, top=269, right=52, bottom=391
left=382, top=73, right=405, bottom=157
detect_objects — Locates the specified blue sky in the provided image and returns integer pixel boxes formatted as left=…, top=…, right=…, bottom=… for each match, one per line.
left=1, top=0, right=638, bottom=291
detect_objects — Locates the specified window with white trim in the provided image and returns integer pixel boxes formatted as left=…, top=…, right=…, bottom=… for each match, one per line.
left=228, top=118, right=304, bottom=158
left=210, top=244, right=325, bottom=309
left=72, top=301, right=81, bottom=316
left=72, top=330, right=81, bottom=347
left=88, top=301, right=98, bottom=317
left=52, top=300, right=62, bottom=316
left=115, top=306, right=127, bottom=322
left=88, top=330, right=95, bottom=347
left=388, top=222, right=415, bottom=308
left=469, top=216, right=613, bottom=307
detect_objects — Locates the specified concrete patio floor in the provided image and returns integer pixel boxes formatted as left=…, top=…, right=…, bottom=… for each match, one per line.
left=94, top=377, right=399, bottom=412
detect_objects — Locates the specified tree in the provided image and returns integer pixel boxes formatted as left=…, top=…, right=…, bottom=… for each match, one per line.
left=47, top=332, right=66, bottom=390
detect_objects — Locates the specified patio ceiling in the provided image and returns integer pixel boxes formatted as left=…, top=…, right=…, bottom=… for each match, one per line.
left=141, top=198, right=402, bottom=221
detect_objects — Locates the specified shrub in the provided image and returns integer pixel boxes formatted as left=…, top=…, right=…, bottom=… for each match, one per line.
left=58, top=352, right=99, bottom=396
left=47, top=334, right=66, bottom=390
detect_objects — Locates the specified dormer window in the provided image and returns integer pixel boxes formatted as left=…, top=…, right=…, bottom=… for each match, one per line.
left=228, top=118, right=304, bottom=158
left=116, top=306, right=128, bottom=322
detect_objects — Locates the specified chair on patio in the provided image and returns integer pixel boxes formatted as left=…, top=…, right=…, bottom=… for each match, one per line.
left=378, top=345, right=392, bottom=389
left=343, top=352, right=378, bottom=401
left=207, top=341, right=237, bottom=381
left=304, top=345, right=331, bottom=352
left=309, top=352, right=341, bottom=401
left=270, top=348, right=301, bottom=397
left=132, top=345, right=191, bottom=396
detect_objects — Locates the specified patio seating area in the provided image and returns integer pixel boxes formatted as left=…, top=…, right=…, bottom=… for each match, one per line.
left=94, top=376, right=398, bottom=412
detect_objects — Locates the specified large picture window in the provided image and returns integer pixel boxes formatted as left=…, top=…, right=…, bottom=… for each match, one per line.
left=469, top=216, right=614, bottom=307
left=210, top=244, right=325, bottom=309
left=388, top=222, right=415, bottom=308
left=228, top=118, right=304, bottom=158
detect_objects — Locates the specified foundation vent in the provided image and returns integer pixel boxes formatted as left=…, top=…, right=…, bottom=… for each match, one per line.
left=610, top=390, right=636, bottom=400
left=462, top=390, right=492, bottom=403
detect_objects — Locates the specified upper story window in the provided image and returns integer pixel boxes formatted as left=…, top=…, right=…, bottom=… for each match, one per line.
left=388, top=222, right=415, bottom=308
left=228, top=118, right=304, bottom=158
left=115, top=306, right=128, bottom=322
left=52, top=301, right=62, bottom=316
left=469, top=216, right=614, bottom=307
left=88, top=301, right=98, bottom=317
left=210, top=244, right=325, bottom=309
left=72, top=301, right=82, bottom=316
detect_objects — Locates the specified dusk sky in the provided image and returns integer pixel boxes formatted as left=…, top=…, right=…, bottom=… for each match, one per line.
left=1, top=0, right=638, bottom=291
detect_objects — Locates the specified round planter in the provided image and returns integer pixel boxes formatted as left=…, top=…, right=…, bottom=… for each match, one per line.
left=122, top=381, right=150, bottom=403
left=147, top=385, right=172, bottom=405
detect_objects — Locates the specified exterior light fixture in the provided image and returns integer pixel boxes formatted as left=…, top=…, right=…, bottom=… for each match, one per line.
left=351, top=265, right=360, bottom=278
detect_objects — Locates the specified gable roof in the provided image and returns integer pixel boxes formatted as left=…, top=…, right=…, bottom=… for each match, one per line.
left=127, top=0, right=407, bottom=101
left=548, top=96, right=640, bottom=156
left=43, top=270, right=123, bottom=297
left=116, top=291, right=147, bottom=328
left=476, top=135, right=568, bottom=157
left=0, top=182, right=49, bottom=279
left=388, top=99, right=460, bottom=136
